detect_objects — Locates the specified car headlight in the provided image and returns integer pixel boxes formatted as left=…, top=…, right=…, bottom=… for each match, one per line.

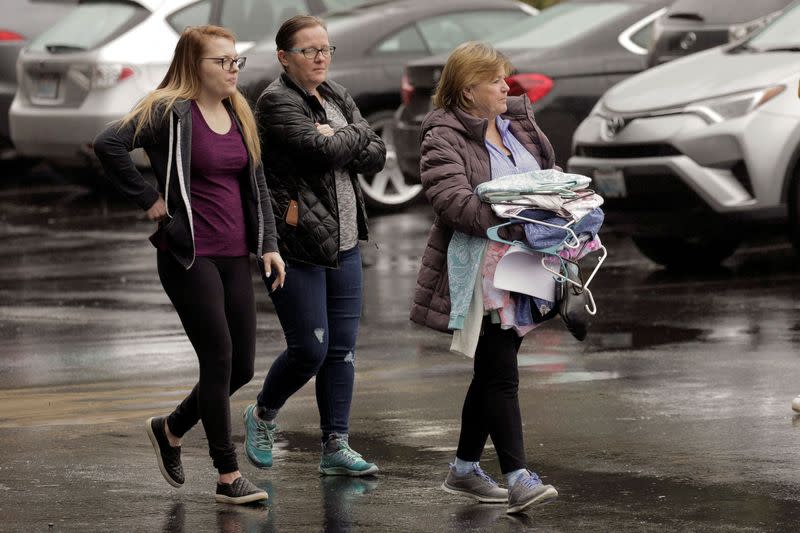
left=684, top=85, right=785, bottom=123
left=728, top=10, right=783, bottom=42
left=589, top=98, right=606, bottom=117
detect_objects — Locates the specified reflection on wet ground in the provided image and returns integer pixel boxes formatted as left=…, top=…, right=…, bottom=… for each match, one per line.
left=3, top=172, right=800, bottom=530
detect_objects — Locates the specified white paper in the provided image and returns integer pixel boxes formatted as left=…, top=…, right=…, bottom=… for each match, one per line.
left=493, top=245, right=556, bottom=300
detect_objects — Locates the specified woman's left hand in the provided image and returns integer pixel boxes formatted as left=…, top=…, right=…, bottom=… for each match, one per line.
left=262, top=251, right=286, bottom=291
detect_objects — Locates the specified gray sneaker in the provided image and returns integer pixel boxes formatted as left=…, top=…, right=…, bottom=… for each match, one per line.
left=215, top=476, right=268, bottom=505
left=506, top=471, right=558, bottom=514
left=441, top=463, right=508, bottom=503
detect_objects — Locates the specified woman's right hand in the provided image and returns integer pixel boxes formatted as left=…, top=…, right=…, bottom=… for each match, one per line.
left=315, top=122, right=334, bottom=137
left=146, top=195, right=168, bottom=222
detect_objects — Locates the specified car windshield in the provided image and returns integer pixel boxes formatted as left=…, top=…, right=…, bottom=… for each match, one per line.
left=490, top=2, right=632, bottom=50
left=27, top=1, right=148, bottom=53
left=324, top=12, right=360, bottom=33
left=243, top=4, right=368, bottom=52
left=746, top=2, right=800, bottom=50
left=322, top=0, right=374, bottom=11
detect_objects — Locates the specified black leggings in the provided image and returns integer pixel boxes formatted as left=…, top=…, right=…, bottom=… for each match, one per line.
left=158, top=252, right=256, bottom=474
left=456, top=321, right=525, bottom=474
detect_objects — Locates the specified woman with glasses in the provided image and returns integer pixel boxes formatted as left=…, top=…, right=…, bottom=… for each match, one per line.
left=93, top=25, right=285, bottom=505
left=243, top=15, right=385, bottom=477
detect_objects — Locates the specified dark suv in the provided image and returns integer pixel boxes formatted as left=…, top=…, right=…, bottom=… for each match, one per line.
left=647, top=0, right=793, bottom=67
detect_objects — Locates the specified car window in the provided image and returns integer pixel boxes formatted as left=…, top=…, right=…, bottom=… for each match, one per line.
left=27, top=1, right=148, bottom=52
left=167, top=0, right=212, bottom=34
left=629, top=21, right=654, bottom=50
left=374, top=25, right=428, bottom=54
left=747, top=2, right=800, bottom=48
left=417, top=11, right=528, bottom=54
left=221, top=0, right=300, bottom=42
left=667, top=0, right=792, bottom=25
left=491, top=2, right=632, bottom=50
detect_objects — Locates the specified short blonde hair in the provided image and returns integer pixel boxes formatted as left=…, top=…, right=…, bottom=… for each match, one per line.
left=432, top=41, right=512, bottom=111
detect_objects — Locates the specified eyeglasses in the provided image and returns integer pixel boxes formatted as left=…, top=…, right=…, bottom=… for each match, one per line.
left=286, top=46, right=336, bottom=59
left=201, top=56, right=246, bottom=71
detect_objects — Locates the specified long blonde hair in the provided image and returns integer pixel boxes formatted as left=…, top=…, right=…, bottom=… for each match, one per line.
left=433, top=41, right=512, bottom=112
left=120, top=25, right=261, bottom=162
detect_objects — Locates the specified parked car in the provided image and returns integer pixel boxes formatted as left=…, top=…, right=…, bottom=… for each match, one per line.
left=647, top=0, right=793, bottom=67
left=0, top=0, right=76, bottom=155
left=394, top=0, right=671, bottom=195
left=238, top=0, right=539, bottom=211
left=8, top=0, right=373, bottom=173
left=568, top=0, right=800, bottom=268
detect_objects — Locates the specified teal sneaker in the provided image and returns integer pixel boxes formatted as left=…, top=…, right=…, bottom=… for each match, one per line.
left=243, top=403, right=277, bottom=468
left=319, top=435, right=379, bottom=477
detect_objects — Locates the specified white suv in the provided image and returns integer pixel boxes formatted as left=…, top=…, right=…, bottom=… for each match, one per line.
left=568, top=1, right=800, bottom=268
left=9, top=0, right=367, bottom=171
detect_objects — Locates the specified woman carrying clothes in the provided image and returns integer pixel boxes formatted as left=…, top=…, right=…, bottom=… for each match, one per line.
left=242, top=15, right=385, bottom=477
left=410, top=41, right=560, bottom=514
left=93, top=25, right=285, bottom=505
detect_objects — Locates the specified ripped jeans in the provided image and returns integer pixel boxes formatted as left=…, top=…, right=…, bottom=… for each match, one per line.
left=257, top=245, right=362, bottom=438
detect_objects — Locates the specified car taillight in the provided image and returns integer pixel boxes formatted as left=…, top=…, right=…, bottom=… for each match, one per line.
left=401, top=70, right=414, bottom=106
left=92, top=65, right=135, bottom=88
left=505, top=73, right=553, bottom=103
left=0, top=30, right=24, bottom=41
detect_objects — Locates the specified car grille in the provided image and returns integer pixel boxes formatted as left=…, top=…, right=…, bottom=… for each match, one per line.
left=575, top=144, right=682, bottom=158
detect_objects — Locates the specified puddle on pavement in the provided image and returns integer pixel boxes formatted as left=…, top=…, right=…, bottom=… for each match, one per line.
left=590, top=324, right=706, bottom=351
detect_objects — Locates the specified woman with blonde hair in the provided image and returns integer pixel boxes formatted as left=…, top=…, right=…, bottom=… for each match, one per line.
left=411, top=41, right=559, bottom=514
left=94, top=25, right=285, bottom=505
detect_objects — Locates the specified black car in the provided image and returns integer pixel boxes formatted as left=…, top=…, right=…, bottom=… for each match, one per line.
left=647, top=0, right=793, bottom=67
left=395, top=0, right=672, bottom=184
left=237, top=0, right=537, bottom=211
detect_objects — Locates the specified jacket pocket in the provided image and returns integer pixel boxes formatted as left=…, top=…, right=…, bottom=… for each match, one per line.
left=162, top=212, right=193, bottom=259
left=284, top=199, right=299, bottom=226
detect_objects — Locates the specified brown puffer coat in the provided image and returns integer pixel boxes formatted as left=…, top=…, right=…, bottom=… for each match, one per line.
left=409, top=95, right=557, bottom=333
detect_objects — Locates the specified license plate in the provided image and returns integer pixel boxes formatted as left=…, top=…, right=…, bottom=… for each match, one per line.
left=34, top=74, right=59, bottom=99
left=593, top=168, right=626, bottom=198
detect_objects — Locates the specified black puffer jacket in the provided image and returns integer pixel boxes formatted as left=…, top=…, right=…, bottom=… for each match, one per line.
left=255, top=73, right=385, bottom=268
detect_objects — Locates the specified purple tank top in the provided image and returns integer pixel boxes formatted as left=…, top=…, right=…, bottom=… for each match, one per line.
left=190, top=101, right=249, bottom=257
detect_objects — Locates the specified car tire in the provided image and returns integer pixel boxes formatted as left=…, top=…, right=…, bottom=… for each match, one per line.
left=787, top=163, right=800, bottom=253
left=357, top=110, right=423, bottom=212
left=631, top=235, right=741, bottom=270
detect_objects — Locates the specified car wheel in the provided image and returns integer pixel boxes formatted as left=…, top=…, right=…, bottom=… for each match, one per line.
left=357, top=110, right=423, bottom=212
left=787, top=163, right=800, bottom=253
left=631, top=235, right=741, bottom=270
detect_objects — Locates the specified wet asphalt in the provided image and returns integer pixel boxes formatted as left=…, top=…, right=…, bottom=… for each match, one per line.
left=1, top=164, right=800, bottom=532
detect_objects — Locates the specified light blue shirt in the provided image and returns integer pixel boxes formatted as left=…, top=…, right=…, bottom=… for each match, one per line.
left=485, top=116, right=541, bottom=179
left=448, top=116, right=543, bottom=331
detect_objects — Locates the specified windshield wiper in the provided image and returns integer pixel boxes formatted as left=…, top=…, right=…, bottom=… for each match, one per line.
left=45, top=44, right=87, bottom=53
left=760, top=46, right=800, bottom=52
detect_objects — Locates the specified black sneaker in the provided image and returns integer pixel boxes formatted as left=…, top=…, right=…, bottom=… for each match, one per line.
left=145, top=416, right=184, bottom=487
left=215, top=477, right=268, bottom=505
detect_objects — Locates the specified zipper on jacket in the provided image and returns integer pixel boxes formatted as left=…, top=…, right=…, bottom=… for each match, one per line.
left=250, top=153, right=264, bottom=259
left=174, top=113, right=196, bottom=268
